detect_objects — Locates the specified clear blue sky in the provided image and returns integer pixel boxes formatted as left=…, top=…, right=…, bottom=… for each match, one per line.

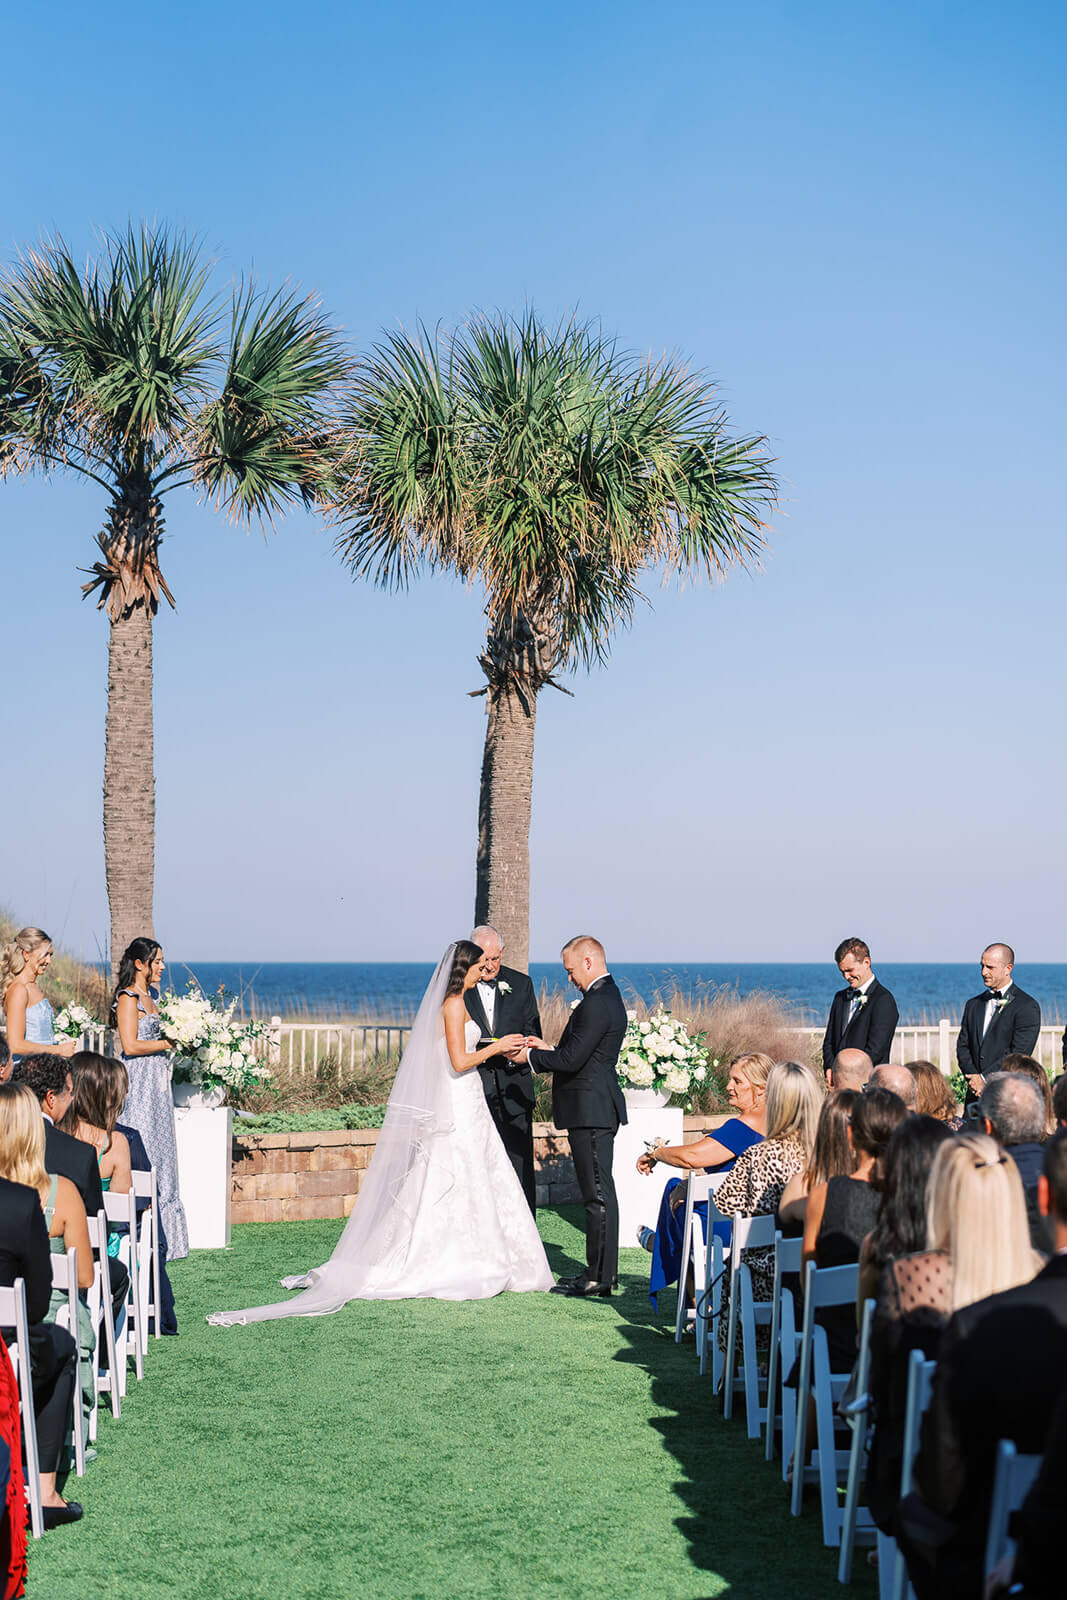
left=4, top=0, right=1065, bottom=963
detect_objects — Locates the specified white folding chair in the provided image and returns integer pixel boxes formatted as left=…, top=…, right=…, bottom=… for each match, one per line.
left=48, top=1247, right=86, bottom=1477
left=764, top=1231, right=804, bottom=1470
left=131, top=1168, right=162, bottom=1345
left=0, top=1280, right=42, bottom=1538
left=884, top=1350, right=937, bottom=1600
left=86, top=1211, right=121, bottom=1434
left=983, top=1439, right=1042, bottom=1586
left=722, top=1212, right=777, bottom=1437
left=104, top=1189, right=144, bottom=1388
left=790, top=1259, right=861, bottom=1545
left=837, top=1297, right=878, bottom=1583
left=696, top=1229, right=726, bottom=1386
left=674, top=1171, right=728, bottom=1344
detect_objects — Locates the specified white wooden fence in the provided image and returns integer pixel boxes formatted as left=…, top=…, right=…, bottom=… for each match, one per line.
left=798, top=1022, right=1066, bottom=1074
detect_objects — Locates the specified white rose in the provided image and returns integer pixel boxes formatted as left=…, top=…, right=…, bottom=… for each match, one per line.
left=694, top=1065, right=707, bottom=1081
left=665, top=1067, right=690, bottom=1092
left=639, top=1021, right=651, bottom=1035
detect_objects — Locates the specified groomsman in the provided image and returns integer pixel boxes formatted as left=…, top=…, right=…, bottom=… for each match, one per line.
left=523, top=935, right=627, bottom=1298
left=822, top=938, right=899, bottom=1073
left=465, top=925, right=540, bottom=1212
left=957, top=943, right=1041, bottom=1104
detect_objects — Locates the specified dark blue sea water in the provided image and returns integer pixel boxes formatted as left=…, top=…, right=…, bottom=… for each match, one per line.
left=170, top=962, right=1067, bottom=1025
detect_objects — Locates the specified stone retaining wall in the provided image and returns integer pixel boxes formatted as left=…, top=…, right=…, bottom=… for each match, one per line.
left=231, top=1114, right=730, bottom=1224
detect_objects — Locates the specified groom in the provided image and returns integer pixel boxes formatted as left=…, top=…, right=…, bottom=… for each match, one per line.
left=465, top=925, right=541, bottom=1212
left=522, top=935, right=627, bottom=1298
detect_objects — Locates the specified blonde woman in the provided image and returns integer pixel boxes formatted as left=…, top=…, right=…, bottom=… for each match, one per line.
left=0, top=1082, right=93, bottom=1525
left=2, top=927, right=78, bottom=1070
left=714, top=1060, right=823, bottom=1350
left=635, top=1052, right=772, bottom=1310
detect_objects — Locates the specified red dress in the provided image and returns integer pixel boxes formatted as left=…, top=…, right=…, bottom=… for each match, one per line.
left=0, top=1339, right=26, bottom=1598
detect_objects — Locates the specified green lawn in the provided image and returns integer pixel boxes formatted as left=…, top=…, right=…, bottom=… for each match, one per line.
left=28, top=1209, right=868, bottom=1599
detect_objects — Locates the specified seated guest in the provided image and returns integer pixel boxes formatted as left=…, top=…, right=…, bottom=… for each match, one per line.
left=714, top=1060, right=822, bottom=1353
left=636, top=1052, right=770, bottom=1310
left=1053, top=1072, right=1067, bottom=1131
left=826, top=1048, right=872, bottom=1092
left=869, top=1063, right=917, bottom=1111
left=980, top=1072, right=1051, bottom=1253
left=906, top=1060, right=962, bottom=1129
left=778, top=1088, right=858, bottom=1233
left=18, top=1054, right=127, bottom=1325
left=0, top=1084, right=95, bottom=1431
left=802, top=1088, right=908, bottom=1370
left=1001, top=1053, right=1056, bottom=1137
left=60, top=1053, right=133, bottom=1258
left=0, top=1089, right=81, bottom=1527
left=898, top=1131, right=1067, bottom=1599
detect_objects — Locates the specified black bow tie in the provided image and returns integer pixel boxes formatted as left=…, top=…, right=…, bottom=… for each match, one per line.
left=987, top=990, right=1003, bottom=1001
left=479, top=979, right=497, bottom=990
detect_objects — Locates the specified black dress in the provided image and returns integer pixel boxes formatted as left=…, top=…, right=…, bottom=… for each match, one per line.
left=814, top=1176, right=881, bottom=1370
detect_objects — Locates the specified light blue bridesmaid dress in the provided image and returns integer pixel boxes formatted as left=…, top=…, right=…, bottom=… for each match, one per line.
left=118, top=988, right=189, bottom=1259
left=11, top=995, right=56, bottom=1068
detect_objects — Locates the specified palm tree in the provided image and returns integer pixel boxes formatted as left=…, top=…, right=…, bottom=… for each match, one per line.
left=0, top=224, right=350, bottom=975
left=334, top=312, right=778, bottom=970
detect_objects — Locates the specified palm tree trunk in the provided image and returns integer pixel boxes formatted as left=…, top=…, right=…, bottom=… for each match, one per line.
left=104, top=599, right=155, bottom=978
left=475, top=683, right=537, bottom=973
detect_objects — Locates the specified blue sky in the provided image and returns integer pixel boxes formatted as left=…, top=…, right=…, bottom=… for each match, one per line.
left=4, top=0, right=1065, bottom=963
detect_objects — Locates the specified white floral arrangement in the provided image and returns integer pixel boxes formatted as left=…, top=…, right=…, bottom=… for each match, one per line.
left=52, top=1004, right=100, bottom=1042
left=158, top=986, right=272, bottom=1096
left=616, top=1007, right=709, bottom=1097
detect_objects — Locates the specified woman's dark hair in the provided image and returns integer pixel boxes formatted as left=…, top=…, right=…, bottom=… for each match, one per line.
left=805, top=1090, right=859, bottom=1187
left=866, top=1114, right=954, bottom=1268
left=109, top=937, right=162, bottom=1025
left=59, top=1051, right=129, bottom=1137
left=850, top=1087, right=909, bottom=1178
left=445, top=942, right=484, bottom=999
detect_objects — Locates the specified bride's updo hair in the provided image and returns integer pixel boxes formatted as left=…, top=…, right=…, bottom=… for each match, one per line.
left=445, top=941, right=484, bottom=998
left=1, top=927, right=51, bottom=1001
left=109, top=937, right=162, bottom=1026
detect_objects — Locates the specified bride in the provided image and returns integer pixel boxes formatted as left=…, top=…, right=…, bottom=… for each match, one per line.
left=209, top=942, right=553, bottom=1324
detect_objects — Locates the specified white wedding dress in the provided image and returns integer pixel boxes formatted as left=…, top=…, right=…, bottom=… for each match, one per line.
left=209, top=949, right=551, bottom=1324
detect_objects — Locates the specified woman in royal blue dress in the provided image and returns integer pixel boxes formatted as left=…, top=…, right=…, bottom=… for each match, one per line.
left=636, top=1051, right=771, bottom=1310
left=1, top=928, right=78, bottom=1074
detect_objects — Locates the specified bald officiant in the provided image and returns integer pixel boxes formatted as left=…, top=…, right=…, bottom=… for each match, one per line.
left=465, top=925, right=541, bottom=1211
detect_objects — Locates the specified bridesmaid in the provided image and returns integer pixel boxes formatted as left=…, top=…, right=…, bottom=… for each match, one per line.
left=1, top=927, right=78, bottom=1073
left=112, top=937, right=189, bottom=1260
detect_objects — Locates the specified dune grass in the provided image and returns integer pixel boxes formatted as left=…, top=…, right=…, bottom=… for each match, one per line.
left=27, top=1208, right=869, bottom=1600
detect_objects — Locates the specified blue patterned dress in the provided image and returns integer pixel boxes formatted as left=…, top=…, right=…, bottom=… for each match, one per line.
left=11, top=995, right=55, bottom=1069
left=119, top=988, right=189, bottom=1259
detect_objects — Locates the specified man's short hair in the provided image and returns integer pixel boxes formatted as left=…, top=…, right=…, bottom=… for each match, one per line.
left=1052, top=1074, right=1067, bottom=1127
left=1043, top=1128, right=1067, bottom=1221
left=16, top=1052, right=71, bottom=1105
left=868, top=1063, right=917, bottom=1110
left=561, top=935, right=605, bottom=962
left=834, top=938, right=870, bottom=964
left=981, top=1072, right=1045, bottom=1146
left=470, top=925, right=502, bottom=950
left=983, top=942, right=1015, bottom=966
left=830, top=1049, right=872, bottom=1090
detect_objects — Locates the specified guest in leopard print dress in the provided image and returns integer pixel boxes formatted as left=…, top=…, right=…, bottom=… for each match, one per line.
left=715, top=1060, right=823, bottom=1352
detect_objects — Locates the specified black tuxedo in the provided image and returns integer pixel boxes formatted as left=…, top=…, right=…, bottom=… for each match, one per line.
left=821, top=977, right=898, bottom=1070
left=465, top=966, right=541, bottom=1212
left=956, top=983, right=1041, bottom=1103
left=44, top=1118, right=128, bottom=1322
left=898, top=1254, right=1067, bottom=1598
left=529, top=975, right=628, bottom=1285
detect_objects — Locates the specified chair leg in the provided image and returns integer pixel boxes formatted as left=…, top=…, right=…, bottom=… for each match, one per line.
left=722, top=1277, right=740, bottom=1419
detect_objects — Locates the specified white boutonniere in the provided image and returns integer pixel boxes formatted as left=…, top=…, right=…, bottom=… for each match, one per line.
left=991, top=993, right=1012, bottom=1014
left=498, top=980, right=511, bottom=995
left=853, top=993, right=868, bottom=1008
left=570, top=997, right=582, bottom=1011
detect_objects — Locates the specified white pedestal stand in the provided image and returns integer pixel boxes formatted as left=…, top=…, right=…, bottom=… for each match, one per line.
left=173, top=1105, right=233, bottom=1249
left=615, top=1096, right=684, bottom=1246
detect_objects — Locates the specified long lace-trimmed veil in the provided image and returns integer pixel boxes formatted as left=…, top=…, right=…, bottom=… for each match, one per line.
left=208, top=944, right=459, bottom=1325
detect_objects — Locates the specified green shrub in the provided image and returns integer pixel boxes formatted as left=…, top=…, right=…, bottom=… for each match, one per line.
left=234, top=1104, right=388, bottom=1134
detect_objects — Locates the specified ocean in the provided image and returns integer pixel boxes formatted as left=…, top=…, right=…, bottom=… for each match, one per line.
left=168, top=961, right=1067, bottom=1026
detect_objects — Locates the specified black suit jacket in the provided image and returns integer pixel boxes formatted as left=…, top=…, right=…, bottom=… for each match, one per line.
left=465, top=965, right=540, bottom=1118
left=905, top=1254, right=1067, bottom=1586
left=44, top=1119, right=105, bottom=1222
left=528, top=975, right=628, bottom=1131
left=821, top=978, right=899, bottom=1070
left=956, top=984, right=1041, bottom=1097
left=0, top=1174, right=53, bottom=1326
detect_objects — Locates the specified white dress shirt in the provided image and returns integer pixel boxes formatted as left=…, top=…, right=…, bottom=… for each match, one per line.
left=983, top=981, right=1014, bottom=1037
left=476, top=981, right=496, bottom=1031
left=846, top=975, right=875, bottom=1026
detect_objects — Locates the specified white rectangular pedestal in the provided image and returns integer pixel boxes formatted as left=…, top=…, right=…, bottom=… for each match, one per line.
left=174, top=1106, right=233, bottom=1249
left=614, top=1105, right=684, bottom=1246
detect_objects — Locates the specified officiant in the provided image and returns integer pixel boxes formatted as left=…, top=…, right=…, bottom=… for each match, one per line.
left=466, top=926, right=541, bottom=1212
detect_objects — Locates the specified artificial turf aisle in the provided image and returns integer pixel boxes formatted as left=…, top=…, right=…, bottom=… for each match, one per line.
left=28, top=1207, right=865, bottom=1599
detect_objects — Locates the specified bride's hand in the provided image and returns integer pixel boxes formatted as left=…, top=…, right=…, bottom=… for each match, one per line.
left=496, top=1033, right=526, bottom=1057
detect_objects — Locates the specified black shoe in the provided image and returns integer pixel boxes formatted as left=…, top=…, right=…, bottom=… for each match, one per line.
left=553, top=1273, right=591, bottom=1291
left=42, top=1501, right=83, bottom=1530
left=551, top=1279, right=613, bottom=1298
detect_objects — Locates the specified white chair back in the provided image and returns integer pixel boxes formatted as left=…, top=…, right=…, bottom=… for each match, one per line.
left=722, top=1212, right=777, bottom=1432
left=131, top=1168, right=161, bottom=1343
left=674, top=1170, right=728, bottom=1344
left=983, top=1439, right=1042, bottom=1584
left=0, top=1279, right=42, bottom=1537
left=837, top=1297, right=878, bottom=1582
left=790, top=1259, right=861, bottom=1544
left=49, top=1247, right=86, bottom=1476
left=764, top=1232, right=803, bottom=1466
left=886, top=1351, right=938, bottom=1600
left=86, top=1210, right=121, bottom=1426
left=104, top=1189, right=144, bottom=1386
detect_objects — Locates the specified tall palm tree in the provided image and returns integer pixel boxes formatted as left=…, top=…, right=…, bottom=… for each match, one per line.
left=334, top=312, right=778, bottom=970
left=0, top=224, right=350, bottom=975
